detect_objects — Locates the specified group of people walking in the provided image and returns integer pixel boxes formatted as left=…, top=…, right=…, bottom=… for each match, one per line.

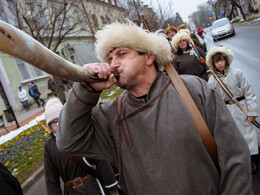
left=165, top=23, right=259, bottom=175
left=18, top=82, right=45, bottom=111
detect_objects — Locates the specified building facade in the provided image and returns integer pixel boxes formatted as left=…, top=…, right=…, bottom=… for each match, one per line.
left=0, top=0, right=125, bottom=115
left=251, top=0, right=260, bottom=11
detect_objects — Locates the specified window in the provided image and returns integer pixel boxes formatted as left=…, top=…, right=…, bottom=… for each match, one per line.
left=65, top=16, right=71, bottom=27
left=36, top=4, right=48, bottom=23
left=70, top=55, right=77, bottom=64
left=32, top=67, right=44, bottom=77
left=74, top=11, right=85, bottom=30
left=15, top=58, right=45, bottom=81
left=0, top=1, right=7, bottom=21
left=25, top=2, right=32, bottom=12
left=100, top=16, right=106, bottom=24
left=91, top=14, right=99, bottom=27
left=53, top=6, right=62, bottom=26
left=7, top=1, right=18, bottom=26
left=15, top=58, right=31, bottom=80
left=105, top=16, right=111, bottom=23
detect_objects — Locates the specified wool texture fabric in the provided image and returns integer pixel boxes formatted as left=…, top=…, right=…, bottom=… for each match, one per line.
left=206, top=46, right=234, bottom=68
left=95, top=20, right=172, bottom=71
left=45, top=98, right=63, bottom=128
left=179, top=29, right=191, bottom=35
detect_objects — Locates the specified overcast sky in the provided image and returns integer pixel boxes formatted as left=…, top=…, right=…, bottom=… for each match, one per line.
left=141, top=0, right=209, bottom=22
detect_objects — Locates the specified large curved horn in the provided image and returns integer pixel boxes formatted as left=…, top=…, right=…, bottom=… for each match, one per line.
left=0, top=20, right=102, bottom=83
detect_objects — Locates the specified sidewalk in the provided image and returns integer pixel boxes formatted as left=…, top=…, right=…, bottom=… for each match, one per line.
left=0, top=105, right=45, bottom=136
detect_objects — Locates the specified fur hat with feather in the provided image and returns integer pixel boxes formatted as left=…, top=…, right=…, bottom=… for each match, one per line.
left=206, top=46, right=233, bottom=68
left=95, top=20, right=172, bottom=71
left=171, top=32, right=192, bottom=52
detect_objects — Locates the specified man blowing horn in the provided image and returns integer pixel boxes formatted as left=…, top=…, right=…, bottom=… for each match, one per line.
left=56, top=21, right=252, bottom=194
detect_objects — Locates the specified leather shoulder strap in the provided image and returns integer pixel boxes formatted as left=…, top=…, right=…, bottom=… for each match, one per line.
left=165, top=63, right=220, bottom=172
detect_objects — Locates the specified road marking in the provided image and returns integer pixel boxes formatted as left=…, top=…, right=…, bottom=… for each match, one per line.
left=235, top=26, right=260, bottom=28
left=220, top=43, right=260, bottom=64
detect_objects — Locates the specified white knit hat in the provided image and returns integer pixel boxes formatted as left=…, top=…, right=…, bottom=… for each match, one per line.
left=95, top=20, right=172, bottom=71
left=171, top=32, right=192, bottom=52
left=206, top=46, right=234, bottom=68
left=44, top=98, right=63, bottom=128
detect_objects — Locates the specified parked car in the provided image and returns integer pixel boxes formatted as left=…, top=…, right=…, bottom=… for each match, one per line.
left=211, top=18, right=235, bottom=42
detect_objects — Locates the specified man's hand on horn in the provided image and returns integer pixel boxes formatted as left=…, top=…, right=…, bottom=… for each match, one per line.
left=82, top=63, right=117, bottom=92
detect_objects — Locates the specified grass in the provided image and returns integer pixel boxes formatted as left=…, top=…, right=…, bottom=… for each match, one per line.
left=0, top=121, right=49, bottom=184
left=1, top=86, right=124, bottom=185
left=100, top=85, right=125, bottom=100
left=13, top=142, right=45, bottom=184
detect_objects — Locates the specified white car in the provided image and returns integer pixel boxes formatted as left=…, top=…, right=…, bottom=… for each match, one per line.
left=211, top=18, right=235, bottom=42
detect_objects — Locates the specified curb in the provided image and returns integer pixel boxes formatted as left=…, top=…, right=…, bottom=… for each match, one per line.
left=21, top=165, right=44, bottom=193
left=0, top=109, right=45, bottom=136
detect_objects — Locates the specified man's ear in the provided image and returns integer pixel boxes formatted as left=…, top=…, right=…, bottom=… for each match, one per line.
left=146, top=54, right=156, bottom=66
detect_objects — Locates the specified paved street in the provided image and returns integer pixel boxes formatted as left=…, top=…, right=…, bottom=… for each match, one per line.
left=24, top=172, right=47, bottom=195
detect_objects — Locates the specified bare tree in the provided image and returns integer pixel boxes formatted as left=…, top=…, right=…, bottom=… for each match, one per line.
left=214, top=0, right=247, bottom=20
left=118, top=0, right=183, bottom=31
left=190, top=4, right=212, bottom=28
left=0, top=0, right=91, bottom=103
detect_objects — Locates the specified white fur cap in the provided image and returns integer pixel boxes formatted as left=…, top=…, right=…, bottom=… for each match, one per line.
left=44, top=98, right=63, bottom=128
left=179, top=29, right=191, bottom=35
left=171, top=32, right=192, bottom=52
left=95, top=21, right=172, bottom=71
left=206, top=46, right=234, bottom=67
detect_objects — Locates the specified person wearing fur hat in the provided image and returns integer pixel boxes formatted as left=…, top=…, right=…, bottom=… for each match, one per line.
left=56, top=21, right=252, bottom=194
left=171, top=32, right=209, bottom=81
left=178, top=29, right=206, bottom=51
left=44, top=98, right=118, bottom=195
left=177, top=24, right=200, bottom=45
left=164, top=26, right=177, bottom=40
left=207, top=46, right=259, bottom=174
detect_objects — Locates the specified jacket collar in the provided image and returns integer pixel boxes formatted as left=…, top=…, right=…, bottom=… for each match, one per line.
left=125, top=71, right=170, bottom=106
left=216, top=67, right=231, bottom=78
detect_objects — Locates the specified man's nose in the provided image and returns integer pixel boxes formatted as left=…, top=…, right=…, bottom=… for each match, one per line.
left=110, top=59, right=120, bottom=69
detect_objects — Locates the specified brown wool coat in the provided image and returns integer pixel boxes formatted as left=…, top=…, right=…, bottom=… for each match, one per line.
left=44, top=138, right=117, bottom=195
left=57, top=72, right=252, bottom=195
left=172, top=46, right=208, bottom=81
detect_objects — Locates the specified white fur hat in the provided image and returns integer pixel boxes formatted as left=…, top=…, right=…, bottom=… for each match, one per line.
left=171, top=32, right=192, bottom=52
left=95, top=21, right=172, bottom=71
left=44, top=98, right=63, bottom=128
left=179, top=29, right=191, bottom=35
left=206, top=46, right=234, bottom=68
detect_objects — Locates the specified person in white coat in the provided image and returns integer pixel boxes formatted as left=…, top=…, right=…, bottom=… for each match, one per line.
left=18, top=86, right=30, bottom=111
left=207, top=46, right=259, bottom=174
